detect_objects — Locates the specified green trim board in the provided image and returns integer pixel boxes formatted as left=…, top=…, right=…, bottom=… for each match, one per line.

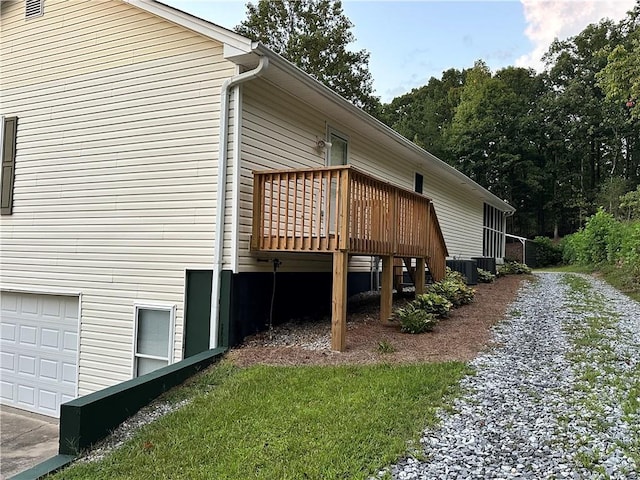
left=218, top=270, right=233, bottom=349
left=9, top=455, right=75, bottom=480
left=58, top=347, right=226, bottom=455
left=184, top=270, right=213, bottom=358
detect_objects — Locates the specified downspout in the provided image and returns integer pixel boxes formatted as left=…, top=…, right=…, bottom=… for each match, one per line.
left=210, top=55, right=269, bottom=348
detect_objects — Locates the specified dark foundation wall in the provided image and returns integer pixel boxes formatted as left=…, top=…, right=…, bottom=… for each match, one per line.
left=221, top=270, right=372, bottom=347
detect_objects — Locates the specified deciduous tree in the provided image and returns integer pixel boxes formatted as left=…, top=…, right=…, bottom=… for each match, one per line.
left=236, top=0, right=378, bottom=112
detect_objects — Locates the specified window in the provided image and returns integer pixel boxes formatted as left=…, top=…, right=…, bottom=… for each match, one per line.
left=414, top=173, right=424, bottom=194
left=327, top=129, right=348, bottom=166
left=133, top=305, right=175, bottom=377
left=483, top=203, right=506, bottom=258
left=1, top=116, right=17, bottom=216
left=25, top=0, right=44, bottom=19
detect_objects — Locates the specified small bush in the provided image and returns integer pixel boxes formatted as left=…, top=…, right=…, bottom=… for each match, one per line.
left=444, top=267, right=467, bottom=283
left=396, top=305, right=438, bottom=334
left=533, top=236, right=562, bottom=267
left=498, top=261, right=532, bottom=276
left=428, top=278, right=475, bottom=307
left=414, top=292, right=453, bottom=318
left=477, top=268, right=496, bottom=283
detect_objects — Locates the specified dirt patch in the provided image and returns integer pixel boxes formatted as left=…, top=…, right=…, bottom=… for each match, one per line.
left=227, top=275, right=529, bottom=367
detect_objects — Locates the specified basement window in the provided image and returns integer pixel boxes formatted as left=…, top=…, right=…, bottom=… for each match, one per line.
left=133, top=304, right=175, bottom=377
left=25, top=0, right=44, bottom=19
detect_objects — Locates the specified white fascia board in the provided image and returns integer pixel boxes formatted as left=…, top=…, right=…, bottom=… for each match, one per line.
left=123, top=0, right=253, bottom=54
left=253, top=45, right=515, bottom=215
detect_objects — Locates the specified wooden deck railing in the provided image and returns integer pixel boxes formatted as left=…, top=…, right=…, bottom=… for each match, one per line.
left=251, top=165, right=448, bottom=280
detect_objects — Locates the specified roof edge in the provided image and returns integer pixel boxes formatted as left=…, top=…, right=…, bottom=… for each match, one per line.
left=122, top=0, right=254, bottom=53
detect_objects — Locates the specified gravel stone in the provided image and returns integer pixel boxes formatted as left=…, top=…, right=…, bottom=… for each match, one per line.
left=378, top=273, right=640, bottom=480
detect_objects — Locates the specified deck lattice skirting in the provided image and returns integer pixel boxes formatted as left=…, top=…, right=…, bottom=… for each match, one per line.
left=252, top=166, right=448, bottom=351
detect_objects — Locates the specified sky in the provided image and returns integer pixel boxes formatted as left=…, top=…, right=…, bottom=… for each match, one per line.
left=163, top=0, right=637, bottom=102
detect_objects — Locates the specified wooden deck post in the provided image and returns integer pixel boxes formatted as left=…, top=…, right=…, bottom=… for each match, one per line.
left=415, top=257, right=426, bottom=295
left=331, top=250, right=348, bottom=351
left=381, top=255, right=394, bottom=323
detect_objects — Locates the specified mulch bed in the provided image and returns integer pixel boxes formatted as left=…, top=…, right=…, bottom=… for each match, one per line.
left=227, top=274, right=529, bottom=367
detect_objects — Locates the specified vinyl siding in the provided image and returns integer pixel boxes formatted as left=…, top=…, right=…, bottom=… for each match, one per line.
left=238, top=80, right=333, bottom=273
left=236, top=79, right=486, bottom=274
left=0, top=0, right=234, bottom=394
left=423, top=176, right=484, bottom=258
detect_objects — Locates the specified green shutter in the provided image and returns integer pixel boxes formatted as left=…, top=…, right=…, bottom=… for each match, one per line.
left=1, top=116, right=17, bottom=215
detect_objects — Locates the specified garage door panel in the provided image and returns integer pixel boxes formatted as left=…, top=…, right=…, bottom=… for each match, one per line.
left=64, top=331, right=78, bottom=351
left=1, top=293, right=17, bottom=311
left=39, top=390, right=58, bottom=414
left=18, top=354, right=36, bottom=375
left=62, top=363, right=76, bottom=384
left=0, top=292, right=79, bottom=418
left=17, top=384, right=35, bottom=407
left=40, top=358, right=59, bottom=380
left=20, top=296, right=39, bottom=316
left=1, top=323, right=16, bottom=342
left=1, top=351, right=15, bottom=371
left=41, top=328, right=60, bottom=349
left=1, top=380, right=14, bottom=402
left=20, top=325, right=37, bottom=345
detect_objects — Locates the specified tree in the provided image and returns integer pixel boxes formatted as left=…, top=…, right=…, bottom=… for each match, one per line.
left=236, top=0, right=378, bottom=112
left=444, top=62, right=546, bottom=236
left=596, top=2, right=640, bottom=120
left=378, top=68, right=464, bottom=162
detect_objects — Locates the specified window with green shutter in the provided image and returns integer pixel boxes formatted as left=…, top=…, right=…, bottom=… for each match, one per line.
left=1, top=116, right=17, bottom=216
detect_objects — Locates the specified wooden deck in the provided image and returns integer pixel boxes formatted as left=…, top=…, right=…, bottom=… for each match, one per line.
left=251, top=166, right=448, bottom=351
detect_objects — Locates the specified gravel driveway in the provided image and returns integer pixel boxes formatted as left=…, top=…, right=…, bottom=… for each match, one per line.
left=383, top=272, right=639, bottom=480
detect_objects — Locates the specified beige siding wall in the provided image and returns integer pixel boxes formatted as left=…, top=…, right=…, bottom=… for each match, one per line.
left=237, top=79, right=485, bottom=274
left=423, top=176, right=484, bottom=258
left=237, top=81, right=333, bottom=273
left=0, top=0, right=234, bottom=394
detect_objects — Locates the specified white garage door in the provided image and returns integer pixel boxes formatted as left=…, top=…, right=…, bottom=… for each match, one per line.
left=0, top=292, right=78, bottom=417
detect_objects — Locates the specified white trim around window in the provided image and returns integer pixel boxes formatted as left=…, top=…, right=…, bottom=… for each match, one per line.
left=132, top=303, right=176, bottom=377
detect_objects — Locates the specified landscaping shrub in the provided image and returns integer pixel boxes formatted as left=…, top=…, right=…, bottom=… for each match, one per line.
left=532, top=236, right=562, bottom=267
left=572, top=209, right=621, bottom=265
left=428, top=272, right=475, bottom=307
left=619, top=221, right=640, bottom=270
left=498, top=261, right=532, bottom=276
left=395, top=304, right=438, bottom=333
left=477, top=268, right=496, bottom=283
left=414, top=292, right=453, bottom=318
left=560, top=234, right=579, bottom=264
left=444, top=267, right=467, bottom=284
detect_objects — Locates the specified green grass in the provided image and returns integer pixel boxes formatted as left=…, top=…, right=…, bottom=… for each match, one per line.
left=51, top=361, right=469, bottom=480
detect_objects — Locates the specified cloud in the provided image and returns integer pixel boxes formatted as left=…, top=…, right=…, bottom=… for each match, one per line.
left=516, top=0, right=636, bottom=72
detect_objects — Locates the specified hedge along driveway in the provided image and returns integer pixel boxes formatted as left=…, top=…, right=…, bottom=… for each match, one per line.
left=50, top=361, right=468, bottom=480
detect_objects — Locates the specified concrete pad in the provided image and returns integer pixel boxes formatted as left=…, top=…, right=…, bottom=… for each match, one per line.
left=0, top=406, right=59, bottom=480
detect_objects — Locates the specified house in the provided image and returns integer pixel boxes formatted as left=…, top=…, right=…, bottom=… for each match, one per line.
left=0, top=0, right=515, bottom=418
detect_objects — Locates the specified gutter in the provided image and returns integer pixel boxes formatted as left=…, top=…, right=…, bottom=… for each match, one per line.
left=210, top=55, right=269, bottom=348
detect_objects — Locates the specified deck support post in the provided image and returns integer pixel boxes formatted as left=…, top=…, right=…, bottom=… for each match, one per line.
left=381, top=255, right=394, bottom=323
left=331, top=250, right=348, bottom=352
left=415, top=257, right=426, bottom=295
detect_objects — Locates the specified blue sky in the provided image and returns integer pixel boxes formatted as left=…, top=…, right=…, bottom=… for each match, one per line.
left=164, top=0, right=636, bottom=102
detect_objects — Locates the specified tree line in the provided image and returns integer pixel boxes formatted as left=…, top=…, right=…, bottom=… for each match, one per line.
left=237, top=1, right=640, bottom=238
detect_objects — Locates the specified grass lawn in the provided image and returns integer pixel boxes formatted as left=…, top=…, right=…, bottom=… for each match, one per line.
left=52, top=361, right=468, bottom=480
